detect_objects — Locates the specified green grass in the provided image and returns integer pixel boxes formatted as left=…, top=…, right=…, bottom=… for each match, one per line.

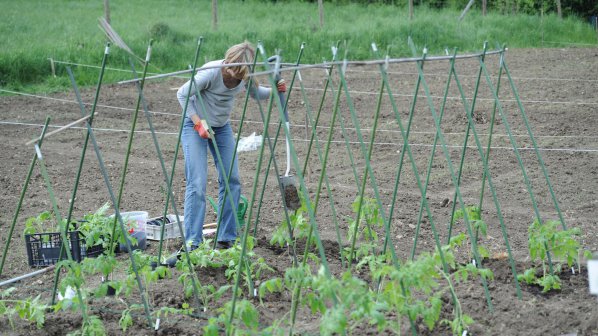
left=1, top=0, right=596, bottom=92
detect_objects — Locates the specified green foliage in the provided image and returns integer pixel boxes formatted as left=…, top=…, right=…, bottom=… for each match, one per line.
left=80, top=254, right=117, bottom=279
left=344, top=196, right=384, bottom=262
left=259, top=233, right=490, bottom=335
left=536, top=274, right=562, bottom=292
left=270, top=199, right=314, bottom=248
left=0, top=287, right=49, bottom=329
left=0, top=1, right=596, bottom=92
left=176, top=237, right=272, bottom=308
left=78, top=202, right=125, bottom=250
left=306, top=267, right=388, bottom=335
left=69, top=315, right=106, bottom=336
left=203, top=300, right=261, bottom=335
left=371, top=234, right=492, bottom=334
left=528, top=219, right=581, bottom=267
left=119, top=303, right=193, bottom=333
left=520, top=219, right=587, bottom=292
left=22, top=203, right=129, bottom=253
left=348, top=196, right=384, bottom=242
left=258, top=278, right=284, bottom=304
left=452, top=205, right=490, bottom=259
left=23, top=211, right=55, bottom=236
left=120, top=251, right=172, bottom=299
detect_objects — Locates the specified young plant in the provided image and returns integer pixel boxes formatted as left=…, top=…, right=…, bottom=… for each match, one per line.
left=344, top=196, right=384, bottom=263
left=23, top=211, right=55, bottom=236
left=80, top=254, right=121, bottom=297
left=518, top=219, right=591, bottom=292
left=0, top=287, right=49, bottom=329
left=257, top=263, right=314, bottom=333
left=451, top=205, right=490, bottom=260
left=305, top=267, right=388, bottom=335
left=77, top=202, right=124, bottom=251
left=69, top=315, right=106, bottom=336
left=119, top=302, right=193, bottom=333
left=203, top=299, right=260, bottom=335
left=177, top=237, right=274, bottom=297
left=123, top=251, right=172, bottom=300
left=374, top=233, right=492, bottom=335
left=270, top=198, right=314, bottom=249
left=53, top=260, right=106, bottom=336
left=219, top=237, right=274, bottom=286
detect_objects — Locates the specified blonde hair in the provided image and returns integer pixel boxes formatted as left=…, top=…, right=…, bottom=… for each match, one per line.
left=224, top=41, right=255, bottom=82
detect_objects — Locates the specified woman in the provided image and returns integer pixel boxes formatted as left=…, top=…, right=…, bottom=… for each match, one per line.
left=176, top=41, right=285, bottom=251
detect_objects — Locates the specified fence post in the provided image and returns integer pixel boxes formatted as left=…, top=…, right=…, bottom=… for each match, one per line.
left=48, top=58, right=56, bottom=77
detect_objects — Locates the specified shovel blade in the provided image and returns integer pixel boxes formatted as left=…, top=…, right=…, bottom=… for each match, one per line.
left=280, top=175, right=300, bottom=210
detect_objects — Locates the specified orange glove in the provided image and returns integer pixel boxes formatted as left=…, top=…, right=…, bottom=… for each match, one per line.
left=193, top=119, right=210, bottom=139
left=276, top=78, right=286, bottom=93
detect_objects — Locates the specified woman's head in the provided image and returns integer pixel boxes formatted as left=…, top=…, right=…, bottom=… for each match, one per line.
left=224, top=41, right=255, bottom=81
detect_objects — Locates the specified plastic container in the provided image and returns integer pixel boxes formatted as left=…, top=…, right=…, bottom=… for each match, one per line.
left=111, top=211, right=148, bottom=252
left=24, top=231, right=105, bottom=267
left=146, top=214, right=183, bottom=241
left=119, top=211, right=148, bottom=233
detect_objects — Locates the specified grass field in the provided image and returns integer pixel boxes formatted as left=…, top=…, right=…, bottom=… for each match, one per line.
left=1, top=0, right=596, bottom=91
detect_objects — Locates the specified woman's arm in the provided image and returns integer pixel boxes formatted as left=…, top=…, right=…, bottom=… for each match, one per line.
left=247, top=84, right=271, bottom=100
left=176, top=70, right=212, bottom=119
left=247, top=78, right=286, bottom=100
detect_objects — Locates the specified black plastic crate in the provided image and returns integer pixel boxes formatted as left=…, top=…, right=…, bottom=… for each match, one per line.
left=24, top=231, right=105, bottom=267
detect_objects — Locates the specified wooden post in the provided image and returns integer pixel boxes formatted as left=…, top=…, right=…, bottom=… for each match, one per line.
left=482, top=0, right=487, bottom=16
left=318, top=0, right=324, bottom=29
left=212, top=0, right=218, bottom=31
left=48, top=58, right=56, bottom=77
left=409, top=0, right=413, bottom=20
left=555, top=0, right=562, bottom=19
left=104, top=0, right=110, bottom=24
left=305, top=110, right=310, bottom=183
left=459, top=0, right=475, bottom=21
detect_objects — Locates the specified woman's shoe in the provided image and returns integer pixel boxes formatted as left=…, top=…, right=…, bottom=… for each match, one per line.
left=162, top=244, right=199, bottom=268
left=216, top=241, right=234, bottom=250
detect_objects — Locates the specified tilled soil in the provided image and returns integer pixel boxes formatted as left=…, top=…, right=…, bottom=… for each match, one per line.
left=0, top=48, right=597, bottom=335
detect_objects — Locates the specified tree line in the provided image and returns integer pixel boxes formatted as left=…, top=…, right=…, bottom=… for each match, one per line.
left=296, top=0, right=597, bottom=20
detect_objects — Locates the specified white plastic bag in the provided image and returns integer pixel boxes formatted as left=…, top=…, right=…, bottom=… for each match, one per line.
left=237, top=132, right=262, bottom=152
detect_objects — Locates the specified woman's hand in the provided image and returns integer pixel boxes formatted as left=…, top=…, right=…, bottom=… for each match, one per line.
left=194, top=119, right=211, bottom=139
left=276, top=79, right=286, bottom=93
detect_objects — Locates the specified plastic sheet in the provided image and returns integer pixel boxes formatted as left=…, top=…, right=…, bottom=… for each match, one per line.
left=237, top=132, right=262, bottom=152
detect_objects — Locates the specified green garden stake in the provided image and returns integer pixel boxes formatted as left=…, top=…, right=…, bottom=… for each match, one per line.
left=0, top=118, right=50, bottom=276
left=50, top=41, right=111, bottom=306
left=62, top=43, right=155, bottom=327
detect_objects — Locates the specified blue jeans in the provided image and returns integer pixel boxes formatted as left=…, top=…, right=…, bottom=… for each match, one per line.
left=181, top=118, right=241, bottom=246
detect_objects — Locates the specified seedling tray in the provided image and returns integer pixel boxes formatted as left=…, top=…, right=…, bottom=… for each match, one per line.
left=25, top=230, right=104, bottom=267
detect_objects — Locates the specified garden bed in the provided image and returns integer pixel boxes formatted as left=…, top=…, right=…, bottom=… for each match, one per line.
left=0, top=48, right=597, bottom=335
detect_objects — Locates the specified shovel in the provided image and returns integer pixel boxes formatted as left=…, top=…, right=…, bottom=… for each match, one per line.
left=268, top=56, right=300, bottom=211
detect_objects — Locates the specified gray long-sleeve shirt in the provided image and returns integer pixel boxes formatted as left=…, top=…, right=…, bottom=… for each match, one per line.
left=177, top=59, right=271, bottom=127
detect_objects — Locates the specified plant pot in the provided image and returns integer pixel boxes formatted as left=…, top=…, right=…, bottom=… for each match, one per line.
left=106, top=284, right=116, bottom=296
left=100, top=278, right=118, bottom=296
left=118, top=230, right=147, bottom=253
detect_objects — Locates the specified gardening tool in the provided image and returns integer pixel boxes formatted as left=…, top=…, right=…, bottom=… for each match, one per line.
left=268, top=56, right=300, bottom=211
left=207, top=194, right=249, bottom=227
